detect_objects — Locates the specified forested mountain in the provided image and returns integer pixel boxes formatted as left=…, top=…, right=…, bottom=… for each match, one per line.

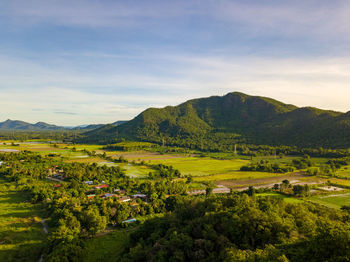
left=78, top=92, right=350, bottom=148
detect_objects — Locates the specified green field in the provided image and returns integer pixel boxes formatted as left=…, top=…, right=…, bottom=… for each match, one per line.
left=256, top=192, right=303, bottom=204
left=193, top=171, right=285, bottom=182
left=0, top=179, right=47, bottom=262
left=83, top=229, right=130, bottom=262
left=308, top=192, right=350, bottom=209
left=151, top=157, right=249, bottom=176
left=335, top=166, right=350, bottom=179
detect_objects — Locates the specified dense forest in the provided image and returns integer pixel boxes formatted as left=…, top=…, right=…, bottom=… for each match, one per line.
left=77, top=92, right=350, bottom=149
left=121, top=195, right=350, bottom=262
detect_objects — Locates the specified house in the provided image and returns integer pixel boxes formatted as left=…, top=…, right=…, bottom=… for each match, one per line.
left=114, top=189, right=126, bottom=195
left=55, top=184, right=62, bottom=188
left=94, top=184, right=109, bottom=189
left=102, top=193, right=117, bottom=198
left=84, top=181, right=93, bottom=185
left=122, top=218, right=137, bottom=224
left=132, top=193, right=147, bottom=199
left=118, top=196, right=131, bottom=202
left=130, top=202, right=139, bottom=208
left=87, top=194, right=96, bottom=199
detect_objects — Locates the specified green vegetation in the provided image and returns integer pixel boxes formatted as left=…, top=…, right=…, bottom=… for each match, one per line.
left=0, top=178, right=47, bottom=262
left=1, top=138, right=350, bottom=261
left=82, top=229, right=130, bottom=262
left=121, top=195, right=350, bottom=261
left=256, top=192, right=303, bottom=203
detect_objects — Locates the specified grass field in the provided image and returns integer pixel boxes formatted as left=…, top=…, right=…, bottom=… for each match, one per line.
left=308, top=192, right=350, bottom=209
left=328, top=178, right=350, bottom=187
left=193, top=171, right=284, bottom=182
left=150, top=157, right=249, bottom=176
left=0, top=178, right=47, bottom=262
left=256, top=192, right=303, bottom=203
left=335, top=166, right=350, bottom=179
left=83, top=229, right=130, bottom=262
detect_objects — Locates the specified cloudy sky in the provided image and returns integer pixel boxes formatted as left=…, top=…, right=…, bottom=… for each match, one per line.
left=1, top=0, right=350, bottom=125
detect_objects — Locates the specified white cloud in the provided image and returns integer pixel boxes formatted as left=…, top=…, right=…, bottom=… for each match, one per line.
left=2, top=51, right=350, bottom=126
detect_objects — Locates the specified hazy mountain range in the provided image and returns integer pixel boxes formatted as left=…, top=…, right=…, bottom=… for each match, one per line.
left=0, top=119, right=127, bottom=131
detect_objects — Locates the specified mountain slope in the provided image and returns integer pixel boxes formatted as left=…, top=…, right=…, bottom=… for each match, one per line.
left=78, top=92, right=350, bottom=148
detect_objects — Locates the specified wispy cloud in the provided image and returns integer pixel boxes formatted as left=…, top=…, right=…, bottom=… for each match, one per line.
left=53, top=111, right=78, bottom=115
left=1, top=51, right=350, bottom=126
left=1, top=1, right=350, bottom=124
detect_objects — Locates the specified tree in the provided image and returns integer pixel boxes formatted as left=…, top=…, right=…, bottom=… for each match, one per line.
left=247, top=186, right=255, bottom=196
left=80, top=206, right=107, bottom=236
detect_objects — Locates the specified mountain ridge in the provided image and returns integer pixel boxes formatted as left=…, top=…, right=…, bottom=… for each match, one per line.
left=78, top=92, right=350, bottom=148
left=0, top=119, right=128, bottom=131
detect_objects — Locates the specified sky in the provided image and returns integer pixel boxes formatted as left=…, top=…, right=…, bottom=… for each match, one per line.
left=1, top=0, right=350, bottom=126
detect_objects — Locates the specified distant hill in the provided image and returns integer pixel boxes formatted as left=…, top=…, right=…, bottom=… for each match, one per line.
left=0, top=119, right=65, bottom=131
left=0, top=119, right=128, bottom=132
left=71, top=124, right=105, bottom=131
left=71, top=121, right=127, bottom=131
left=78, top=92, right=350, bottom=148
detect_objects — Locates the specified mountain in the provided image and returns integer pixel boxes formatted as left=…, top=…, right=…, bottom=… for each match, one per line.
left=78, top=92, right=350, bottom=148
left=0, top=119, right=128, bottom=132
left=111, top=120, right=128, bottom=126
left=71, top=124, right=106, bottom=131
left=71, top=121, right=127, bottom=131
left=0, top=119, right=65, bottom=131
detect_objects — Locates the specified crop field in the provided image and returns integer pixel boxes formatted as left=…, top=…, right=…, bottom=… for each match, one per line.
left=0, top=179, right=46, bottom=262
left=308, top=192, right=350, bottom=209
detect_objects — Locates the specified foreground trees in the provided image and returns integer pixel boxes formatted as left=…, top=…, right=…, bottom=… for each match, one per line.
left=121, top=195, right=350, bottom=262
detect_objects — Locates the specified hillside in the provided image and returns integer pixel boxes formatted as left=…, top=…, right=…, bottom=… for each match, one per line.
left=77, top=92, right=350, bottom=148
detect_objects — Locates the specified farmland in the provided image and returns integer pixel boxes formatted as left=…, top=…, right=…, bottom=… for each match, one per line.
left=1, top=139, right=350, bottom=261
left=0, top=140, right=347, bottom=188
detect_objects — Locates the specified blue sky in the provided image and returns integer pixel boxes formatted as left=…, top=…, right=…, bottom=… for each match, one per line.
left=1, top=0, right=350, bottom=125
